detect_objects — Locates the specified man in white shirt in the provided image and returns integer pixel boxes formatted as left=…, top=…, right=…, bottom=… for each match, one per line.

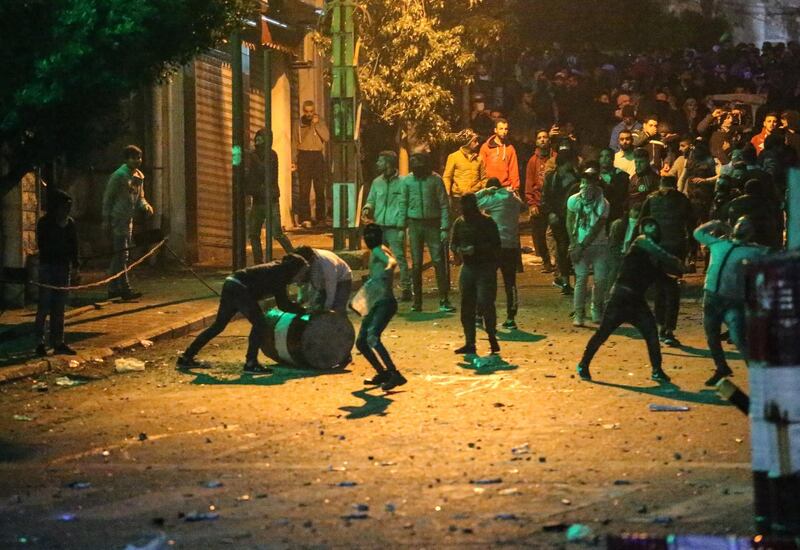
left=295, top=246, right=353, bottom=314
left=613, top=130, right=636, bottom=177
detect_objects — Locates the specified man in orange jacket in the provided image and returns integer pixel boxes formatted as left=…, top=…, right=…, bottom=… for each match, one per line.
left=480, top=118, right=520, bottom=191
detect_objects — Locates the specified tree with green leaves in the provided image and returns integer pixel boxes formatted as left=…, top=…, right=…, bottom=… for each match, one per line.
left=0, top=0, right=256, bottom=194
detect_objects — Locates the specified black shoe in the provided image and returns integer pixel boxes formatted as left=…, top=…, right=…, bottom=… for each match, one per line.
left=540, top=264, right=555, bottom=274
left=35, top=344, right=48, bottom=357
left=411, top=303, right=422, bottom=312
left=119, top=289, right=143, bottom=301
left=439, top=300, right=456, bottom=313
left=337, top=354, right=353, bottom=368
left=662, top=331, right=681, bottom=347
left=243, top=361, right=273, bottom=374
left=651, top=369, right=671, bottom=383
left=488, top=335, right=500, bottom=354
left=364, top=371, right=392, bottom=386
left=176, top=354, right=206, bottom=369
left=502, top=319, right=517, bottom=329
left=577, top=362, right=591, bottom=380
left=552, top=277, right=565, bottom=289
left=381, top=370, right=407, bottom=391
left=53, top=343, right=77, bottom=356
left=561, top=284, right=574, bottom=296
left=400, top=289, right=413, bottom=302
left=704, top=368, right=733, bottom=387
left=454, top=344, right=476, bottom=354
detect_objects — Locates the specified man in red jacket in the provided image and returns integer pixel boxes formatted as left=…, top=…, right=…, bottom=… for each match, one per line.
left=480, top=118, right=520, bottom=191
left=750, top=112, right=779, bottom=154
left=525, top=129, right=555, bottom=272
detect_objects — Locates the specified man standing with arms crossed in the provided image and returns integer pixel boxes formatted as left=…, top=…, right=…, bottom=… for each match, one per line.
left=361, top=151, right=412, bottom=302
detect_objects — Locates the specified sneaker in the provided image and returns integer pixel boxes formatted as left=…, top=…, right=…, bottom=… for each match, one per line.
left=561, top=284, right=574, bottom=296
left=662, top=332, right=681, bottom=347
left=704, top=368, right=733, bottom=387
left=35, top=344, right=48, bottom=357
left=411, top=303, right=422, bottom=312
left=53, top=343, right=77, bottom=356
left=651, top=369, right=671, bottom=383
left=243, top=361, right=273, bottom=374
left=577, top=362, right=591, bottom=380
left=552, top=277, right=566, bottom=289
left=364, top=371, right=392, bottom=386
left=381, top=370, right=407, bottom=391
left=400, top=289, right=413, bottom=302
left=439, top=300, right=456, bottom=313
left=454, top=344, right=477, bottom=354
left=301, top=221, right=313, bottom=229
left=488, top=335, right=500, bottom=354
left=502, top=319, right=517, bottom=329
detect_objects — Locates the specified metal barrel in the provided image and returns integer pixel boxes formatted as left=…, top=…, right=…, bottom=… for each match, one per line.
left=260, top=308, right=355, bottom=369
left=745, top=252, right=800, bottom=535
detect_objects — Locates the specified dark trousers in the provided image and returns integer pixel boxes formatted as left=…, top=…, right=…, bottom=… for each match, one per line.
left=185, top=278, right=266, bottom=363
left=248, top=201, right=293, bottom=263
left=549, top=220, right=571, bottom=280
left=297, top=150, right=327, bottom=222
left=530, top=213, right=551, bottom=267
left=460, top=262, right=498, bottom=345
left=35, top=263, right=70, bottom=346
left=703, top=291, right=746, bottom=373
left=653, top=275, right=681, bottom=333
left=408, top=219, right=448, bottom=305
left=356, top=298, right=398, bottom=373
left=498, top=248, right=520, bottom=320
left=109, top=227, right=132, bottom=293
left=581, top=286, right=662, bottom=370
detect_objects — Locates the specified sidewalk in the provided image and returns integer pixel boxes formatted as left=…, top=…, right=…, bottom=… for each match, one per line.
left=0, top=229, right=363, bottom=383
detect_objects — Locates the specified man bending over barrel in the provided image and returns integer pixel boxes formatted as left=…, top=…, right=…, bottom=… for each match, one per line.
left=176, top=254, right=309, bottom=374
left=359, top=224, right=406, bottom=391
left=294, top=246, right=353, bottom=314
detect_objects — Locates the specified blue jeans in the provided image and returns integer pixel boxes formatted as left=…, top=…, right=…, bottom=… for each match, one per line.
left=703, top=291, right=746, bottom=373
left=35, top=263, right=70, bottom=346
left=356, top=298, right=398, bottom=372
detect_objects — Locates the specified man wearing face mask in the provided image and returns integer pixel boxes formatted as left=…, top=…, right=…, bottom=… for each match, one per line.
left=598, top=147, right=630, bottom=225
left=399, top=152, right=454, bottom=313
left=567, top=164, right=611, bottom=326
left=361, top=151, right=411, bottom=301
left=480, top=119, right=520, bottom=191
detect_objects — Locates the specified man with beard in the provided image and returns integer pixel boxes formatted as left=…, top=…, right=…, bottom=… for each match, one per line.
left=639, top=176, right=694, bottom=347
left=525, top=129, right=556, bottom=272
left=614, top=130, right=636, bottom=177
left=628, top=148, right=660, bottom=212
left=576, top=217, right=682, bottom=384
left=443, top=129, right=486, bottom=219
left=609, top=104, right=641, bottom=152
left=598, top=147, right=630, bottom=225
left=480, top=119, right=520, bottom=191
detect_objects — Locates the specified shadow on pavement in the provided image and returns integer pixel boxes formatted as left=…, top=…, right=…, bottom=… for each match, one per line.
left=0, top=331, right=104, bottom=368
left=496, top=329, right=545, bottom=343
left=339, top=388, right=393, bottom=419
left=186, top=365, right=350, bottom=386
left=590, top=379, right=732, bottom=407
left=665, top=343, right=743, bottom=362
left=0, top=439, right=40, bottom=462
left=67, top=295, right=218, bottom=327
left=457, top=356, right=519, bottom=375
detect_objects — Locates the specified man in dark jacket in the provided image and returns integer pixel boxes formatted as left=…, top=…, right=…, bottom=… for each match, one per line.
left=639, top=176, right=694, bottom=346
left=451, top=193, right=502, bottom=356
left=628, top=148, right=660, bottom=212
left=577, top=217, right=683, bottom=384
left=177, top=255, right=309, bottom=373
left=598, top=147, right=630, bottom=225
left=247, top=129, right=294, bottom=263
left=541, top=146, right=579, bottom=294
left=726, top=178, right=782, bottom=248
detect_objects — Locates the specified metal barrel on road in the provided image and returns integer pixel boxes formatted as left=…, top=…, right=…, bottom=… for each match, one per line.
left=260, top=308, right=355, bottom=369
left=745, top=252, right=800, bottom=536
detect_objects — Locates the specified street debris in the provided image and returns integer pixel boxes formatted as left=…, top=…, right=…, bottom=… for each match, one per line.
left=511, top=443, right=530, bottom=456
left=342, top=513, right=369, bottom=520
left=13, top=414, right=33, bottom=421
left=55, top=376, right=84, bottom=387
left=183, top=511, right=219, bottom=522
left=649, top=403, right=690, bottom=412
left=32, top=382, right=48, bottom=392
left=561, top=498, right=572, bottom=505
left=336, top=481, right=358, bottom=487
left=67, top=481, right=91, bottom=490
left=494, top=513, right=519, bottom=521
left=653, top=516, right=674, bottom=525
left=138, top=433, right=148, bottom=441
left=115, top=358, right=146, bottom=373
left=385, top=503, right=396, bottom=512
left=498, top=488, right=520, bottom=496
left=353, top=503, right=369, bottom=512
left=602, top=423, right=621, bottom=430
left=123, top=533, right=169, bottom=550
left=470, top=478, right=502, bottom=485
left=68, top=360, right=80, bottom=369
left=191, top=407, right=208, bottom=415
left=542, top=522, right=569, bottom=532
left=56, top=513, right=77, bottom=522
left=566, top=523, right=594, bottom=542
left=202, top=480, right=224, bottom=488
left=613, top=480, right=632, bottom=485
left=139, top=339, right=154, bottom=348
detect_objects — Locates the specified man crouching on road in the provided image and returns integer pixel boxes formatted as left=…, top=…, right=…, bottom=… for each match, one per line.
left=177, top=254, right=309, bottom=374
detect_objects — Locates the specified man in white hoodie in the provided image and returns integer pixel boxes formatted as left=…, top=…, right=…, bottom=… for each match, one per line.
left=476, top=177, right=527, bottom=329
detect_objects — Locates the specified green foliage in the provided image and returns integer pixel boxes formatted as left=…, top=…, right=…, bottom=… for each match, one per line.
left=0, top=0, right=255, bottom=187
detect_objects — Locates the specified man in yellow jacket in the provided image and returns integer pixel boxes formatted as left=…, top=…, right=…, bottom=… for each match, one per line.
left=443, top=130, right=486, bottom=218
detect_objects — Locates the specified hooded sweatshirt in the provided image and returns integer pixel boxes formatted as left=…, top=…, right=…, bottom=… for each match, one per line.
left=480, top=135, right=520, bottom=191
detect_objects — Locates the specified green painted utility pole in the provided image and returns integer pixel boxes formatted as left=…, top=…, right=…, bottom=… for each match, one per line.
left=329, top=0, right=359, bottom=251
left=262, top=44, right=274, bottom=262
left=231, top=31, right=247, bottom=270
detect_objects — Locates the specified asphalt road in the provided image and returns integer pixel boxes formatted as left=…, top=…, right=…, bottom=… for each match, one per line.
left=0, top=265, right=753, bottom=548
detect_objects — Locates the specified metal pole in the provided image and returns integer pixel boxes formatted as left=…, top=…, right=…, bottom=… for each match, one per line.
left=231, top=32, right=247, bottom=270
left=263, top=46, right=274, bottom=262
left=788, top=167, right=800, bottom=251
